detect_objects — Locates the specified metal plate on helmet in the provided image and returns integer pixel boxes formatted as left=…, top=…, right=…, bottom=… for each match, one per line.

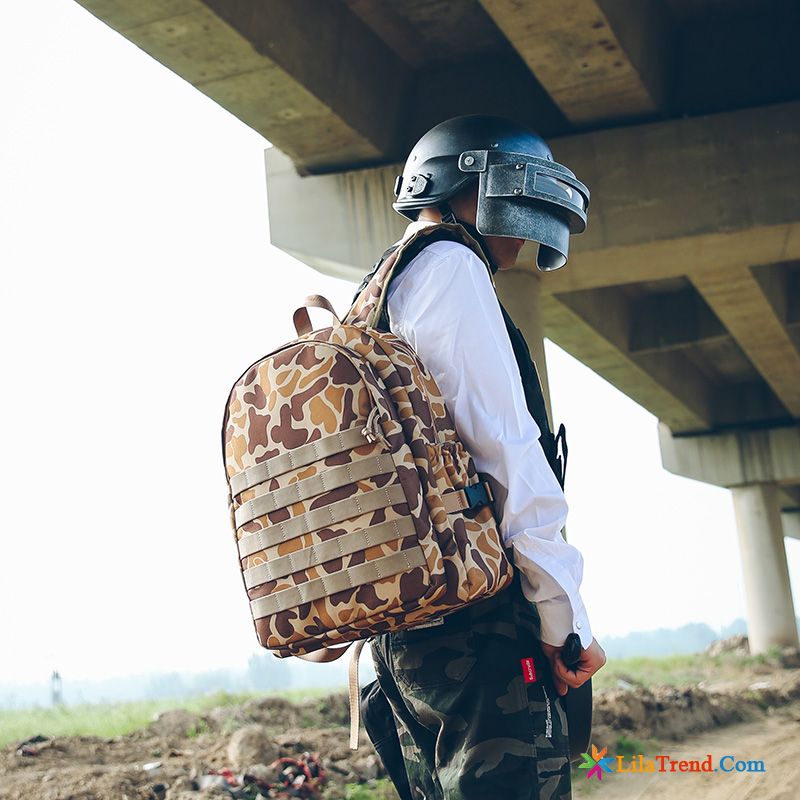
left=459, top=149, right=590, bottom=271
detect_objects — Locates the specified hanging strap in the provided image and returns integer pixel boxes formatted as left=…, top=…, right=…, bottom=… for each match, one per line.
left=296, top=644, right=351, bottom=663
left=293, top=294, right=340, bottom=336
left=294, top=639, right=367, bottom=750
left=347, top=640, right=366, bottom=749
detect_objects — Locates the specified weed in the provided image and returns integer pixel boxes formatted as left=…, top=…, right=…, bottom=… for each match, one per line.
left=344, top=780, right=398, bottom=800
left=616, top=735, right=647, bottom=756
left=186, top=719, right=211, bottom=738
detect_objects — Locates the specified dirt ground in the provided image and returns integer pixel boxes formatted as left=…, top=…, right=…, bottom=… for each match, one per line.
left=0, top=694, right=376, bottom=800
left=573, top=701, right=800, bottom=800
left=2, top=650, right=799, bottom=800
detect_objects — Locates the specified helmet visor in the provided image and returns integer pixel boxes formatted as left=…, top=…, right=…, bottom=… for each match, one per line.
left=459, top=150, right=590, bottom=271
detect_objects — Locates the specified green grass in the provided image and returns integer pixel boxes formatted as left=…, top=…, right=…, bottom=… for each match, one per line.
left=343, top=780, right=399, bottom=800
left=0, top=687, right=340, bottom=749
left=1, top=650, right=768, bottom=750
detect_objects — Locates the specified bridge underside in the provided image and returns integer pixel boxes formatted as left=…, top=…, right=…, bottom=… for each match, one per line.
left=76, top=0, right=800, bottom=650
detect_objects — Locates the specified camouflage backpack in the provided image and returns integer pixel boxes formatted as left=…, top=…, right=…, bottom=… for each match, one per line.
left=221, top=226, right=514, bottom=746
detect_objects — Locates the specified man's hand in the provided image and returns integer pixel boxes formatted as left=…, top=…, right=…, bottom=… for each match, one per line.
left=541, top=637, right=606, bottom=696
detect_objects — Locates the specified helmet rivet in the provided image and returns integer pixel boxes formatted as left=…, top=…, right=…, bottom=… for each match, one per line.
left=515, top=163, right=524, bottom=170
left=463, top=155, right=475, bottom=166
left=513, top=188, right=523, bottom=195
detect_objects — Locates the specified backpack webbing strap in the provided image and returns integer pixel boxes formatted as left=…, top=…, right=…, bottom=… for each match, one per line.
left=348, top=640, right=367, bottom=749
left=291, top=637, right=367, bottom=750
left=249, top=548, right=426, bottom=618
left=243, top=517, right=417, bottom=588
left=234, top=454, right=396, bottom=527
left=370, top=226, right=492, bottom=331
left=230, top=426, right=370, bottom=496
left=237, top=484, right=407, bottom=557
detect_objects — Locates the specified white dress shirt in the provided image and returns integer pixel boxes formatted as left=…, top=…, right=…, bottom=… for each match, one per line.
left=385, top=222, right=593, bottom=648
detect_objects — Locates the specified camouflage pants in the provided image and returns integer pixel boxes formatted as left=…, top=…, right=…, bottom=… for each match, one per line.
left=371, top=580, right=572, bottom=800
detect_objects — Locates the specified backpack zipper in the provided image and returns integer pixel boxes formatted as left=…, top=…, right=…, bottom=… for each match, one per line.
left=362, top=406, right=390, bottom=449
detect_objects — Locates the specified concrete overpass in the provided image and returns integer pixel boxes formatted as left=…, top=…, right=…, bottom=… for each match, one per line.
left=76, top=0, right=800, bottom=652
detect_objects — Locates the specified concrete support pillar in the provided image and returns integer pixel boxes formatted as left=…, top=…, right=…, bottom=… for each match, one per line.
left=494, top=268, right=553, bottom=421
left=731, top=483, right=799, bottom=652
left=660, top=423, right=800, bottom=653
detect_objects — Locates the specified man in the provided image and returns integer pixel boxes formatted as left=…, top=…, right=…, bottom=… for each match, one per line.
left=359, top=115, right=606, bottom=800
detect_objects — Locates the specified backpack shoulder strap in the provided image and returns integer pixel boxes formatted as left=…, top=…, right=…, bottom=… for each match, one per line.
left=344, top=223, right=493, bottom=331
left=498, top=301, right=568, bottom=487
left=345, top=222, right=568, bottom=485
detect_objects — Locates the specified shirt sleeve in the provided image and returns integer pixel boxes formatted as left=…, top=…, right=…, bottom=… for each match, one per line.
left=386, top=241, right=593, bottom=648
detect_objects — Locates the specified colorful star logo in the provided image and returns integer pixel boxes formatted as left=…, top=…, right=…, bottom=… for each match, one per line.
left=579, top=743, right=615, bottom=781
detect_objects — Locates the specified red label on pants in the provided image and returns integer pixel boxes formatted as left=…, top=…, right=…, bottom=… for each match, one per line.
left=521, top=657, right=537, bottom=683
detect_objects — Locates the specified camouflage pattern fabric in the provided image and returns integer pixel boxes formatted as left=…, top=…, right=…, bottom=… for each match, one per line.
left=361, top=679, right=414, bottom=800
left=371, top=578, right=572, bottom=800
left=223, top=319, right=512, bottom=657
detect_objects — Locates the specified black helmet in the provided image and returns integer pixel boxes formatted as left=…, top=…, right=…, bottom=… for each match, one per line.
left=393, top=115, right=589, bottom=271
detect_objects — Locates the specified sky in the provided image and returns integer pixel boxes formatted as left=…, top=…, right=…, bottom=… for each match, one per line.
left=1, top=0, right=798, bottom=687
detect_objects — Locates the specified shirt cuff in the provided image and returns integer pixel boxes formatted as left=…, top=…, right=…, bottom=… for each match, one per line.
left=516, top=561, right=594, bottom=649
left=527, top=590, right=594, bottom=649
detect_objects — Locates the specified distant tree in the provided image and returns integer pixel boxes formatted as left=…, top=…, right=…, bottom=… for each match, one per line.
left=147, top=672, right=187, bottom=699
left=719, top=618, right=748, bottom=638
left=247, top=652, right=293, bottom=691
left=189, top=669, right=240, bottom=695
